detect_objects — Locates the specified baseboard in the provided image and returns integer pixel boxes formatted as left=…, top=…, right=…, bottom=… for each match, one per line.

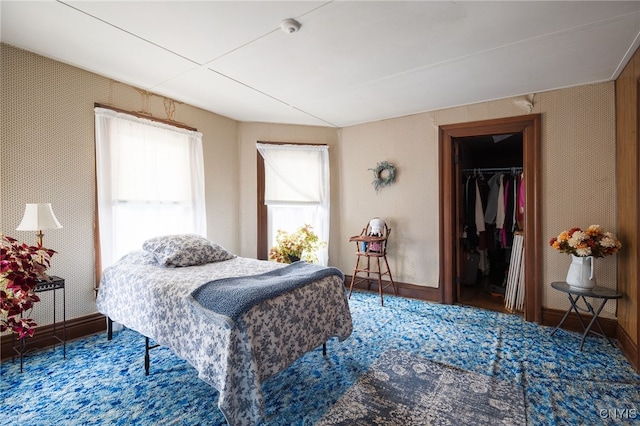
left=541, top=307, right=618, bottom=338
left=616, top=324, right=639, bottom=372
left=344, top=275, right=442, bottom=303
left=1, top=312, right=106, bottom=362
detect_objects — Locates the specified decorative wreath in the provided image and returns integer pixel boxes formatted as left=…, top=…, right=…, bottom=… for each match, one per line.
left=369, top=161, right=396, bottom=192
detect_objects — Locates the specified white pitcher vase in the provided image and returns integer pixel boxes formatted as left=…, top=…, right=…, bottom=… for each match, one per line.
left=566, top=254, right=596, bottom=290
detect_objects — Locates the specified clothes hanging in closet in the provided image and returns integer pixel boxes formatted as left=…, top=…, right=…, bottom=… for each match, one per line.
left=462, top=170, right=524, bottom=250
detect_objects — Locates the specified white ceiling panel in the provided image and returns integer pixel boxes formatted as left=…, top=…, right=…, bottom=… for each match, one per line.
left=0, top=1, right=198, bottom=89
left=65, top=1, right=327, bottom=64
left=154, top=66, right=332, bottom=126
left=2, top=1, right=639, bottom=127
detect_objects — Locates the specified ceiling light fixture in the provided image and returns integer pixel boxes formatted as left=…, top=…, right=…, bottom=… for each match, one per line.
left=280, top=18, right=301, bottom=34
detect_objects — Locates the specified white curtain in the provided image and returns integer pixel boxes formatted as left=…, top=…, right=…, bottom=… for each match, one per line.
left=95, top=107, right=206, bottom=269
left=257, top=143, right=330, bottom=265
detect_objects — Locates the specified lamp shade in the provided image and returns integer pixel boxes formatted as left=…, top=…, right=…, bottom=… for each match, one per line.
left=16, top=203, right=63, bottom=231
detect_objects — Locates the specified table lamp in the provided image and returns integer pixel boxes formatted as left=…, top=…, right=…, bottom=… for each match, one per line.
left=16, top=203, right=63, bottom=246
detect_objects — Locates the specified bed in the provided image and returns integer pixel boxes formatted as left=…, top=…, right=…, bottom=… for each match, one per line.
left=96, top=234, right=353, bottom=426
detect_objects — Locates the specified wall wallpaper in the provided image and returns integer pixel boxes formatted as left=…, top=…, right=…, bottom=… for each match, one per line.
left=2, top=42, right=619, bottom=330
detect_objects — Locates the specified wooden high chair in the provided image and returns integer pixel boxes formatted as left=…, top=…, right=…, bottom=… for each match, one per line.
left=348, top=221, right=397, bottom=306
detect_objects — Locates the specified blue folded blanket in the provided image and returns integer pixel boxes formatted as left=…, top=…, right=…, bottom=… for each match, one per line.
left=189, top=261, right=345, bottom=327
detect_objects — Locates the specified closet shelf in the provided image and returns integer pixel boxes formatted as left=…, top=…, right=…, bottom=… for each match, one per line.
left=462, top=167, right=523, bottom=174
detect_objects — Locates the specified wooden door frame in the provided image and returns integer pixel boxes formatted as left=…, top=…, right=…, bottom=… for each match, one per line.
left=439, top=114, right=542, bottom=323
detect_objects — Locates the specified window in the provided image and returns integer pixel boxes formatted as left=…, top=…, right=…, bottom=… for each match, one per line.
left=94, top=107, right=206, bottom=269
left=257, top=143, right=330, bottom=265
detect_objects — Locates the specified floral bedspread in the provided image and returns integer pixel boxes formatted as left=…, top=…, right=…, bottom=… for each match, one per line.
left=96, top=250, right=353, bottom=426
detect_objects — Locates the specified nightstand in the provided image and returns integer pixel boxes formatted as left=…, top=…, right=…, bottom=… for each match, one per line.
left=12, top=276, right=66, bottom=372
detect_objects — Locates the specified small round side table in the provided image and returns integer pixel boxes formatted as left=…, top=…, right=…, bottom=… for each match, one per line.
left=550, top=281, right=622, bottom=351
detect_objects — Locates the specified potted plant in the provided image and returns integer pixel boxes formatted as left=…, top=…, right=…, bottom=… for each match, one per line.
left=268, top=224, right=326, bottom=264
left=1, top=235, right=55, bottom=339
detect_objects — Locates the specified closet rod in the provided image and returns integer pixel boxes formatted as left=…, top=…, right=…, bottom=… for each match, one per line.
left=462, top=167, right=523, bottom=174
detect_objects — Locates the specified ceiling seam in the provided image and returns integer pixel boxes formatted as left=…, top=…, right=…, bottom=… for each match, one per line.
left=57, top=0, right=201, bottom=66
left=206, top=68, right=338, bottom=128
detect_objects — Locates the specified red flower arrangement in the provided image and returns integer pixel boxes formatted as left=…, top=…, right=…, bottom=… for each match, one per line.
left=1, top=235, right=56, bottom=339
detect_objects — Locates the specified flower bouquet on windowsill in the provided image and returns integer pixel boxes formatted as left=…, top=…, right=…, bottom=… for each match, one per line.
left=1, top=235, right=56, bottom=339
left=268, top=224, right=326, bottom=264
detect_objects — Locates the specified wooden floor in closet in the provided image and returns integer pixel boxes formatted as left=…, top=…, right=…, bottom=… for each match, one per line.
left=458, top=278, right=521, bottom=315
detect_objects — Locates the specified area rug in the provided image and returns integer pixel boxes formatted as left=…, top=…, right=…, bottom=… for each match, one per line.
left=2, top=291, right=639, bottom=425
left=317, top=349, right=526, bottom=426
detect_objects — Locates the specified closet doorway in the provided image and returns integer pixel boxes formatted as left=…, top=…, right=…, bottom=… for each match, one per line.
left=439, top=115, right=542, bottom=323
left=458, top=134, right=523, bottom=313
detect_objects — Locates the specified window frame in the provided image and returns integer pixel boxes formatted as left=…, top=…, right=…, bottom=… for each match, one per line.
left=256, top=141, right=329, bottom=260
left=94, top=104, right=204, bottom=282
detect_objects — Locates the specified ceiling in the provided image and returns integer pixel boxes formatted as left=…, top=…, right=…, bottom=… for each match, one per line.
left=2, top=1, right=639, bottom=128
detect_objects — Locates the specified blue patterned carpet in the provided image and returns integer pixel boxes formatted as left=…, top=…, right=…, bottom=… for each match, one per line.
left=2, top=291, right=639, bottom=425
